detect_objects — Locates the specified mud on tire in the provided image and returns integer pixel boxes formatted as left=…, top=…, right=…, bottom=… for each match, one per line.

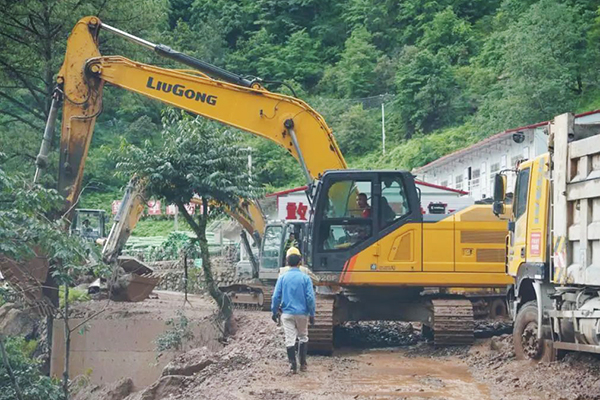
left=513, top=300, right=555, bottom=362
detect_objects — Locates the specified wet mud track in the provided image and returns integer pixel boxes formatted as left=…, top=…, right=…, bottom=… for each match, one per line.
left=261, top=349, right=491, bottom=400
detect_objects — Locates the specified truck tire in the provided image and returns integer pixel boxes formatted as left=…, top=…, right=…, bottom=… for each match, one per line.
left=513, top=301, right=554, bottom=361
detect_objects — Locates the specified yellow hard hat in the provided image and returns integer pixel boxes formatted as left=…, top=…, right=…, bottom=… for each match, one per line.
left=286, top=246, right=301, bottom=257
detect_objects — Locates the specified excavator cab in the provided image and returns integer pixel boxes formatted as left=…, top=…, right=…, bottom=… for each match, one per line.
left=310, top=170, right=421, bottom=274
left=258, top=221, right=307, bottom=280
left=71, top=209, right=107, bottom=241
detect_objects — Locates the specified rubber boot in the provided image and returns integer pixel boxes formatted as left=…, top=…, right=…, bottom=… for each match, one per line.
left=286, top=346, right=297, bottom=374
left=299, top=342, right=308, bottom=372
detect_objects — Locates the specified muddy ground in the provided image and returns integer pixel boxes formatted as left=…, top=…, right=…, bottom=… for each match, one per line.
left=72, top=298, right=600, bottom=400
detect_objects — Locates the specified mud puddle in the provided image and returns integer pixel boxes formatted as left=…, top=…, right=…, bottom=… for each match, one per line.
left=284, top=349, right=491, bottom=400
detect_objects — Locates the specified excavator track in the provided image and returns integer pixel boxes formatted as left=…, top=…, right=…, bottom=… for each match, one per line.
left=431, top=299, right=474, bottom=346
left=308, top=295, right=335, bottom=355
left=260, top=285, right=273, bottom=311
left=222, top=282, right=274, bottom=311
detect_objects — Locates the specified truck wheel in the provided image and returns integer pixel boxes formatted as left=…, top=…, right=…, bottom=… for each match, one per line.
left=513, top=301, right=554, bottom=361
left=489, top=298, right=508, bottom=320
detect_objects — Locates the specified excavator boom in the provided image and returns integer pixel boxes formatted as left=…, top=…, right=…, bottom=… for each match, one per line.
left=56, top=16, right=346, bottom=216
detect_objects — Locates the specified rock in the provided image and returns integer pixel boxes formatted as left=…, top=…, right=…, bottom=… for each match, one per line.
left=72, top=378, right=133, bottom=400
left=135, top=375, right=187, bottom=400
left=104, top=378, right=134, bottom=400
left=0, top=303, right=37, bottom=337
left=162, top=357, right=214, bottom=377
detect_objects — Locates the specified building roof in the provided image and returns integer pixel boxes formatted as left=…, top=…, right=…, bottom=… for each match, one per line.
left=413, top=109, right=600, bottom=173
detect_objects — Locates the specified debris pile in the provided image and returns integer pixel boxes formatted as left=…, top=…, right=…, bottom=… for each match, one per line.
left=335, top=321, right=422, bottom=348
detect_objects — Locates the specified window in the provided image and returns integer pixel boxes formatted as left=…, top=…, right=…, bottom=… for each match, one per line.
left=320, top=179, right=372, bottom=251
left=513, top=168, right=531, bottom=219
left=440, top=180, right=448, bottom=187
left=489, top=162, right=500, bottom=192
left=455, top=174, right=463, bottom=191
left=472, top=169, right=481, bottom=188
left=511, top=155, right=521, bottom=168
left=260, top=225, right=283, bottom=269
left=380, top=174, right=410, bottom=227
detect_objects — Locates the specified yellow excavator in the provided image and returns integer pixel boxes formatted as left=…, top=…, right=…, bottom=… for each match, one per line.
left=2, top=16, right=512, bottom=352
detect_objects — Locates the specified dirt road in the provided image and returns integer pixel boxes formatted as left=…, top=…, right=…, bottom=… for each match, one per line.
left=71, top=299, right=600, bottom=400
left=164, top=311, right=600, bottom=400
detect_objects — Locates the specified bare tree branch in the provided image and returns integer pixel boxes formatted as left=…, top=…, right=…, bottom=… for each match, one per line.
left=0, top=109, right=44, bottom=130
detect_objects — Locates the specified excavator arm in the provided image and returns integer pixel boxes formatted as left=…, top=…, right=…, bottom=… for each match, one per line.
left=52, top=16, right=346, bottom=219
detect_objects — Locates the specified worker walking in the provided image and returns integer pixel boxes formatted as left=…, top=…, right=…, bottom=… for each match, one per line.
left=271, top=247, right=316, bottom=374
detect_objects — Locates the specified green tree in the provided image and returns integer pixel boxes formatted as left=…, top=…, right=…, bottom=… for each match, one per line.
left=418, top=7, right=476, bottom=65
left=117, top=111, right=262, bottom=333
left=334, top=104, right=381, bottom=155
left=321, top=27, right=383, bottom=98
left=395, top=48, right=466, bottom=137
left=0, top=336, right=63, bottom=400
left=475, top=0, right=592, bottom=133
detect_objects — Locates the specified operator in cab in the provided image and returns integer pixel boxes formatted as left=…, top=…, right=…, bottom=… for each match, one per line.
left=357, top=193, right=371, bottom=217
left=271, top=247, right=316, bottom=374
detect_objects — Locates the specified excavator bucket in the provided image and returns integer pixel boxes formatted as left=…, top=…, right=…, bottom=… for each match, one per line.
left=110, top=256, right=160, bottom=302
left=0, top=252, right=49, bottom=304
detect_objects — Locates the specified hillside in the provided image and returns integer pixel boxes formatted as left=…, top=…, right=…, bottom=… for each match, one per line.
left=2, top=0, right=600, bottom=204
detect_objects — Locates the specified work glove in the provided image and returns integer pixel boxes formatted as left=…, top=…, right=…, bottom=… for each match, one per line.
left=309, top=316, right=315, bottom=326
left=272, top=314, right=278, bottom=323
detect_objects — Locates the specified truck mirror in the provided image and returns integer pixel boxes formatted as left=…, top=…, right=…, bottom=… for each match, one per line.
left=493, top=174, right=506, bottom=202
left=493, top=201, right=505, bottom=216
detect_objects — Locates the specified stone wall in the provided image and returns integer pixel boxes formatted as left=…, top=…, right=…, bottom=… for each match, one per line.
left=150, top=254, right=240, bottom=293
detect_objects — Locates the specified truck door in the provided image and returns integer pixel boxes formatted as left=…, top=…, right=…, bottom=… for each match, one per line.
left=508, top=166, right=532, bottom=275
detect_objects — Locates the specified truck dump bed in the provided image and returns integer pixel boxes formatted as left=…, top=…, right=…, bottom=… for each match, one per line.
left=552, top=113, right=600, bottom=286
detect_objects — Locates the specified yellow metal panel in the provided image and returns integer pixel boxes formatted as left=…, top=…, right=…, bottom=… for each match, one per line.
left=345, top=223, right=422, bottom=275
left=339, top=271, right=512, bottom=287
left=423, top=218, right=455, bottom=272
left=526, top=154, right=550, bottom=265
left=454, top=206, right=507, bottom=273
left=507, top=159, right=535, bottom=277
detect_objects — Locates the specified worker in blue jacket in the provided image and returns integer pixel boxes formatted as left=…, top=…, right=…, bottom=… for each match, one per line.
left=271, top=247, right=316, bottom=374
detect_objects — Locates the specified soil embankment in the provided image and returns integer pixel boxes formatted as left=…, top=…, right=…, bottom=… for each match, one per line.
left=53, top=291, right=222, bottom=390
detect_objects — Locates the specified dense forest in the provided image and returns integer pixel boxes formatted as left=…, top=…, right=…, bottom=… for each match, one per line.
left=1, top=0, right=600, bottom=210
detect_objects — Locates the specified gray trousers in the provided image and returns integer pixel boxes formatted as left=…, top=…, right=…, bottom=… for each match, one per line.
left=281, top=313, right=309, bottom=347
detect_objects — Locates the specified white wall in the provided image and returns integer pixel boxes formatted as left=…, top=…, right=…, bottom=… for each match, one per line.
left=417, top=127, right=544, bottom=199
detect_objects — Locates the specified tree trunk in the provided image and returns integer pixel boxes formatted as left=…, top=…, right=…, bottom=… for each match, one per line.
left=0, top=335, right=25, bottom=400
left=177, top=201, right=235, bottom=335
left=62, top=284, right=70, bottom=399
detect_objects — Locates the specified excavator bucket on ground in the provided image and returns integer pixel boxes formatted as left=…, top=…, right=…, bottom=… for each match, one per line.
left=110, top=256, right=160, bottom=302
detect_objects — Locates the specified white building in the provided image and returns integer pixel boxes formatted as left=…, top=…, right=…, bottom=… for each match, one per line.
left=413, top=110, right=600, bottom=200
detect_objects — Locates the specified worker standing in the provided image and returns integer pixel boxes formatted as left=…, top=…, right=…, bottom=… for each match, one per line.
left=271, top=247, right=316, bottom=374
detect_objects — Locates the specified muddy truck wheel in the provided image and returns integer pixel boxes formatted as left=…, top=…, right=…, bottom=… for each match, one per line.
left=513, top=301, right=555, bottom=361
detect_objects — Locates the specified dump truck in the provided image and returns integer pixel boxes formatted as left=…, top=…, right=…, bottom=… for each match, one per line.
left=493, top=112, right=600, bottom=360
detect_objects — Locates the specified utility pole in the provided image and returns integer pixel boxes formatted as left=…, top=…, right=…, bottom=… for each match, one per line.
left=381, top=98, right=386, bottom=155
left=247, top=147, right=252, bottom=181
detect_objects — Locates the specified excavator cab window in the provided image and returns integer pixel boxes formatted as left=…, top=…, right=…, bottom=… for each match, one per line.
left=380, top=175, right=410, bottom=228
left=319, top=179, right=373, bottom=251
left=260, top=225, right=284, bottom=270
